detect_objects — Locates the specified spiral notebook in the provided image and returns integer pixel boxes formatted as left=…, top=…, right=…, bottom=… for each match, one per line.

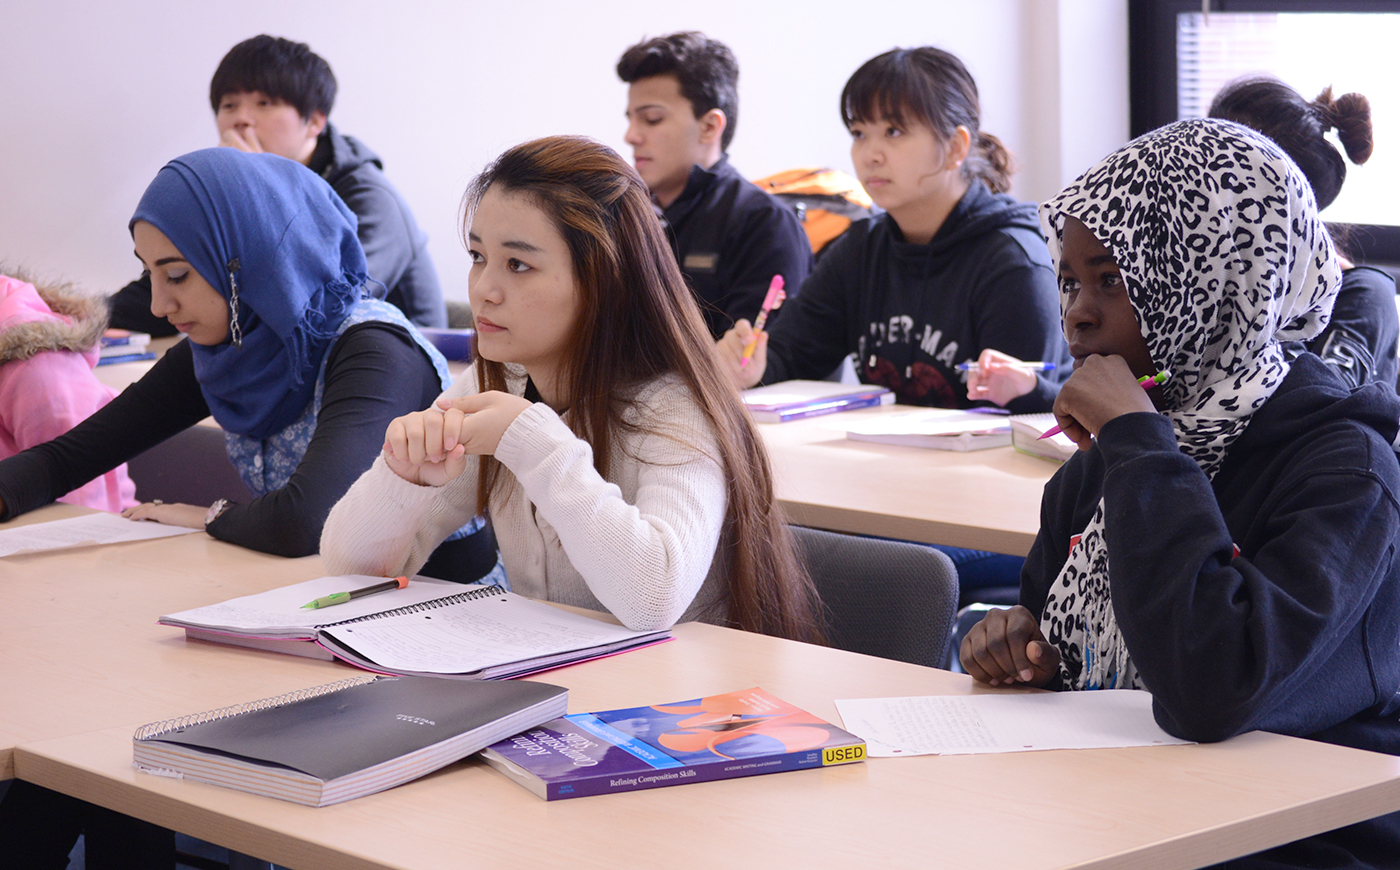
left=159, top=576, right=671, bottom=680
left=133, top=675, right=568, bottom=806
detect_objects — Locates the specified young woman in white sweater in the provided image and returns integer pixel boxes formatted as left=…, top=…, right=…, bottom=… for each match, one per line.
left=322, top=135, right=821, bottom=640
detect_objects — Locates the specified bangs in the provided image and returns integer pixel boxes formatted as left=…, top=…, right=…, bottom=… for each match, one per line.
left=840, top=50, right=940, bottom=131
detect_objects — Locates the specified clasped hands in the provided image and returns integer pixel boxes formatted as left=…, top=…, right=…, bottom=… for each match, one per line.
left=383, top=391, right=533, bottom=486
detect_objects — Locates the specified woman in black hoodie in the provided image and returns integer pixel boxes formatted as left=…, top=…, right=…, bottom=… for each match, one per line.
left=717, top=47, right=1070, bottom=411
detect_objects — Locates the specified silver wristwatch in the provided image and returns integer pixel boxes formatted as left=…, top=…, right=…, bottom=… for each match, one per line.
left=205, top=498, right=231, bottom=526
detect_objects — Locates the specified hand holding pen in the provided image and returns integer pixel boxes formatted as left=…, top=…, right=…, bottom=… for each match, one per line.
left=962, top=350, right=1054, bottom=408
left=1045, top=356, right=1169, bottom=450
left=740, top=275, right=786, bottom=369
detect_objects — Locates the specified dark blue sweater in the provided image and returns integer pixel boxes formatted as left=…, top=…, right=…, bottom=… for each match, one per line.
left=1023, top=354, right=1400, bottom=868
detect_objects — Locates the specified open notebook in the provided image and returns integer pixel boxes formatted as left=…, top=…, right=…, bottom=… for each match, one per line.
left=159, top=576, right=670, bottom=680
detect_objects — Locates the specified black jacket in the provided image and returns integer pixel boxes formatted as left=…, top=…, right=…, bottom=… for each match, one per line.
left=1305, top=266, right=1399, bottom=392
left=661, top=156, right=812, bottom=339
left=1023, top=355, right=1400, bottom=869
left=761, top=181, right=1070, bottom=411
left=111, top=124, right=447, bottom=333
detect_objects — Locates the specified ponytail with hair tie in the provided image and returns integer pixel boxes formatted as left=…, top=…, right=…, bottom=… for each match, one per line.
left=1313, top=86, right=1374, bottom=165
left=975, top=132, right=1015, bottom=194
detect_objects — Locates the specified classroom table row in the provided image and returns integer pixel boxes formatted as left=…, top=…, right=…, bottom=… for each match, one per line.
left=95, top=340, right=1055, bottom=557
left=3, top=504, right=1400, bottom=869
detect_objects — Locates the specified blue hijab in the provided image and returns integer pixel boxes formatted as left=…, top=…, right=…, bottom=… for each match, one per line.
left=130, top=148, right=368, bottom=440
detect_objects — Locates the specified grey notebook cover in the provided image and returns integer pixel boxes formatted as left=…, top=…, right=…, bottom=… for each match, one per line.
left=142, top=676, right=566, bottom=782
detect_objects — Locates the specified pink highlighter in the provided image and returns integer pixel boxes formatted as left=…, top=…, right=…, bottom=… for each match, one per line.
left=740, top=276, right=786, bottom=369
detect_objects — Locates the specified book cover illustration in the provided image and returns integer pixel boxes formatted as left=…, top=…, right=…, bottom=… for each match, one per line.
left=482, top=687, right=865, bottom=800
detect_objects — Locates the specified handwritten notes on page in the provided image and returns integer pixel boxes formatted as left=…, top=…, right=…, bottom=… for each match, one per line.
left=0, top=512, right=199, bottom=557
left=834, top=690, right=1193, bottom=757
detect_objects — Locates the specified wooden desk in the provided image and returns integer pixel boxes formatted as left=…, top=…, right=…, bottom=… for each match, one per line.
left=760, top=406, right=1057, bottom=556
left=4, top=505, right=1400, bottom=869
left=0, top=505, right=345, bottom=779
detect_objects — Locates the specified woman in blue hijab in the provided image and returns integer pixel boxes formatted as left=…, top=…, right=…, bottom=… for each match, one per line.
left=0, top=148, right=490, bottom=566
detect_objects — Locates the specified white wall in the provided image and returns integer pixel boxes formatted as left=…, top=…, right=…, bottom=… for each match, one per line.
left=0, top=0, right=1128, bottom=302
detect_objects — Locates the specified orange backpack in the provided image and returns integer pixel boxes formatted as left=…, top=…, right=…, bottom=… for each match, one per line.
left=753, top=168, right=874, bottom=256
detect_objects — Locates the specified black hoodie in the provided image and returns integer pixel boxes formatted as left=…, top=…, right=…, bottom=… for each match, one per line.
left=761, top=181, right=1070, bottom=412
left=1023, top=354, right=1400, bottom=868
left=307, top=124, right=445, bottom=328
left=110, top=124, right=447, bottom=333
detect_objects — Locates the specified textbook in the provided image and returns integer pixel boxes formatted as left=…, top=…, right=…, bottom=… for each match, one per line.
left=133, top=675, right=568, bottom=806
left=97, top=329, right=155, bottom=364
left=480, top=686, right=866, bottom=800
left=742, top=380, right=893, bottom=423
left=158, top=576, right=671, bottom=679
left=1009, top=413, right=1078, bottom=463
left=99, top=328, right=151, bottom=351
left=844, top=408, right=1012, bottom=451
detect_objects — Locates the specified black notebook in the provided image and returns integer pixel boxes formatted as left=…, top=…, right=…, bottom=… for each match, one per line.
left=133, top=675, right=568, bottom=806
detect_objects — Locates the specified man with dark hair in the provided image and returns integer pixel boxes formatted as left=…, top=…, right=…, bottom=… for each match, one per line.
left=617, top=32, right=811, bottom=340
left=111, top=34, right=447, bottom=332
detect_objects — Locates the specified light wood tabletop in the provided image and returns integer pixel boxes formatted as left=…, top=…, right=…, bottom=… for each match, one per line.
left=759, top=405, right=1058, bottom=556
left=5, top=505, right=1400, bottom=869
left=0, top=504, right=346, bottom=779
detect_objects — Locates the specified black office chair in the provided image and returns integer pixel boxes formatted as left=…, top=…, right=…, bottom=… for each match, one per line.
left=125, top=426, right=252, bottom=507
left=790, top=525, right=958, bottom=669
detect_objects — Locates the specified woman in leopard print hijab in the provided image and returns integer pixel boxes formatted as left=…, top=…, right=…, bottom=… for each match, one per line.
left=1038, top=118, right=1341, bottom=690
left=960, top=117, right=1400, bottom=870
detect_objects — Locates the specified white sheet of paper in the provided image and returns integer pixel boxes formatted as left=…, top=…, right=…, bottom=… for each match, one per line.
left=0, top=512, right=200, bottom=557
left=834, top=690, right=1193, bottom=757
left=159, top=575, right=469, bottom=635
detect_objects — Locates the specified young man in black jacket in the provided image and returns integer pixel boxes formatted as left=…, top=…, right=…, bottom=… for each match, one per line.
left=110, top=34, right=447, bottom=332
left=617, top=32, right=811, bottom=340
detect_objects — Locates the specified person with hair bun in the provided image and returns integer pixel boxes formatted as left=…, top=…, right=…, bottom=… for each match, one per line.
left=323, top=136, right=823, bottom=642
left=1211, top=76, right=1396, bottom=391
left=718, top=46, right=1070, bottom=412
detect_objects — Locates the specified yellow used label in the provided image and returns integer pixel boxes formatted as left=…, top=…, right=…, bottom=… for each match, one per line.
left=821, top=744, right=866, bottom=765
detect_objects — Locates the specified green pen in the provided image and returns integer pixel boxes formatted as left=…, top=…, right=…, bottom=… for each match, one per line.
left=301, top=576, right=409, bottom=609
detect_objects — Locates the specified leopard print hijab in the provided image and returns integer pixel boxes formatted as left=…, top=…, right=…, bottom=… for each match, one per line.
left=1037, top=119, right=1341, bottom=690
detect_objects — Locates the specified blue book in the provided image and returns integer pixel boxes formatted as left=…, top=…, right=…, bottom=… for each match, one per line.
left=96, top=350, right=157, bottom=366
left=481, top=687, right=865, bottom=800
left=742, top=380, right=893, bottom=423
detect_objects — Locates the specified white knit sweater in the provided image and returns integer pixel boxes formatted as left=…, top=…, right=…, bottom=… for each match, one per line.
left=320, top=365, right=729, bottom=631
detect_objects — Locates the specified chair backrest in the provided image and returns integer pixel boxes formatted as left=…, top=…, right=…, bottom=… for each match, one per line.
left=790, top=525, right=958, bottom=669
left=126, top=425, right=252, bottom=507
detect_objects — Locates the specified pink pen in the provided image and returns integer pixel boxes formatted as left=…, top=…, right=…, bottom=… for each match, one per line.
left=740, top=275, right=786, bottom=369
left=1039, top=371, right=1169, bottom=440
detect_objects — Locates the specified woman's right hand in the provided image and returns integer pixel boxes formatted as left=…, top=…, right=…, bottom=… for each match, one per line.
left=959, top=605, right=1061, bottom=687
left=382, top=408, right=471, bottom=487
left=716, top=319, right=767, bottom=390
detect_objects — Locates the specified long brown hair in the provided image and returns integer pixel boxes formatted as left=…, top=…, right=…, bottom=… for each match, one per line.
left=461, top=136, right=822, bottom=642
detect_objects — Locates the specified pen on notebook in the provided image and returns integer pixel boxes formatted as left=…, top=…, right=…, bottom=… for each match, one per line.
left=1038, top=371, right=1169, bottom=440
left=956, top=360, right=1057, bottom=374
left=739, top=275, right=786, bottom=369
left=301, top=576, right=409, bottom=610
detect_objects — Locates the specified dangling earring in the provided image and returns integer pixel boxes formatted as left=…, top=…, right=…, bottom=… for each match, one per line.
left=226, top=258, right=243, bottom=348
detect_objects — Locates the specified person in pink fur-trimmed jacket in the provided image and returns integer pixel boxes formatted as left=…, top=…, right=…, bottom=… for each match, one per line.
left=0, top=272, right=137, bottom=512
